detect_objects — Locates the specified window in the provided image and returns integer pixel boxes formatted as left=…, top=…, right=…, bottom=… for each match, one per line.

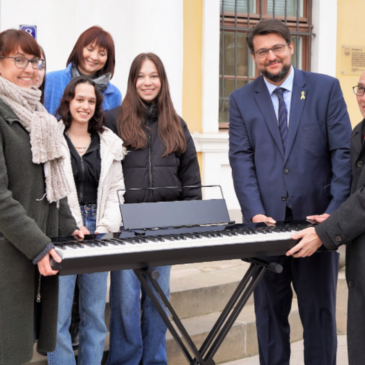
left=219, top=0, right=314, bottom=128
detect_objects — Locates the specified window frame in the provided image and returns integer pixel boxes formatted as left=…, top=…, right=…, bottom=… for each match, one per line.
left=219, top=0, right=314, bottom=129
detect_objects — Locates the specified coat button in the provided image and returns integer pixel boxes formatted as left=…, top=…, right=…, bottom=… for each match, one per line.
left=349, top=280, right=355, bottom=288
left=335, top=236, right=342, bottom=243
left=284, top=169, right=289, bottom=175
left=357, top=161, right=364, bottom=168
left=281, top=196, right=287, bottom=201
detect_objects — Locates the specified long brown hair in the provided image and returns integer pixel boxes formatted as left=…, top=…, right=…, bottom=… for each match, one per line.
left=117, top=53, right=186, bottom=156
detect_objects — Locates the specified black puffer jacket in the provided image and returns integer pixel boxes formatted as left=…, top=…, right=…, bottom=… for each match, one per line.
left=105, top=105, right=202, bottom=203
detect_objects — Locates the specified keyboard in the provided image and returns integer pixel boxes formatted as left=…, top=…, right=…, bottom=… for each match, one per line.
left=51, top=223, right=309, bottom=275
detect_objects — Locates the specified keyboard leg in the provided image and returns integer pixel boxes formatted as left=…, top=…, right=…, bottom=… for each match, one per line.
left=190, top=263, right=258, bottom=365
left=202, top=263, right=267, bottom=364
left=134, top=260, right=274, bottom=365
left=134, top=268, right=205, bottom=365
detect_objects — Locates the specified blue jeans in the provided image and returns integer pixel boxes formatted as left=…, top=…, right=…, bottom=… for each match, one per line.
left=48, top=204, right=108, bottom=365
left=106, top=266, right=171, bottom=365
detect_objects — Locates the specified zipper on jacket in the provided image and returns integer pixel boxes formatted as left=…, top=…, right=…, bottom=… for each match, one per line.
left=146, top=108, right=154, bottom=200
left=80, top=157, right=85, bottom=204
left=36, top=273, right=41, bottom=302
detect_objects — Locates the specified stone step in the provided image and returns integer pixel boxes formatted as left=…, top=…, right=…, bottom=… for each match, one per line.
left=26, top=301, right=300, bottom=365
left=25, top=265, right=348, bottom=365
left=170, top=260, right=253, bottom=319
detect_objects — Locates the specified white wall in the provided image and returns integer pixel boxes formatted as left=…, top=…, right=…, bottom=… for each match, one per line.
left=311, top=0, right=337, bottom=76
left=0, top=0, right=184, bottom=114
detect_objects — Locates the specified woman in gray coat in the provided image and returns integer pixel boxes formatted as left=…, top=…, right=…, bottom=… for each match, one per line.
left=0, top=29, right=81, bottom=365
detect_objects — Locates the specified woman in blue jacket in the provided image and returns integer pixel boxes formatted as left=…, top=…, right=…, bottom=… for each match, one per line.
left=44, top=26, right=121, bottom=115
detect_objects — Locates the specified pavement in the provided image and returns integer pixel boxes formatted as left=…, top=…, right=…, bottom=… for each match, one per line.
left=223, top=335, right=348, bottom=365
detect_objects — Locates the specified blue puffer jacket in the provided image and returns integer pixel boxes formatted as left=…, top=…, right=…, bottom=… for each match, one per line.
left=44, top=63, right=122, bottom=115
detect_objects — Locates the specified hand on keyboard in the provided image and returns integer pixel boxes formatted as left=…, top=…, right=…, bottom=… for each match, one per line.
left=37, top=248, right=62, bottom=276
left=252, top=214, right=276, bottom=226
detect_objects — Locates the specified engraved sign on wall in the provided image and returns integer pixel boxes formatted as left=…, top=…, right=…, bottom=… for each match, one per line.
left=342, top=45, right=365, bottom=74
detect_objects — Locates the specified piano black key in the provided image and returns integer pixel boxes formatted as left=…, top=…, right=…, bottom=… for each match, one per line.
left=105, top=239, right=119, bottom=246
left=221, top=231, right=233, bottom=237
left=95, top=240, right=108, bottom=246
left=146, top=237, right=159, bottom=242
left=184, top=234, right=197, bottom=239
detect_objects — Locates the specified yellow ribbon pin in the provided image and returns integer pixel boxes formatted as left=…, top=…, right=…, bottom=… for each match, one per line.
left=300, top=91, right=305, bottom=100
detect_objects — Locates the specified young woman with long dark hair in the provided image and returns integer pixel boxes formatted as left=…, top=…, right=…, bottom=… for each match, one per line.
left=105, top=53, right=201, bottom=365
left=47, top=76, right=125, bottom=365
left=44, top=26, right=121, bottom=115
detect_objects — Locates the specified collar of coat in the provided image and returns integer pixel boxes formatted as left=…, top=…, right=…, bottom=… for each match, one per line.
left=0, top=98, right=20, bottom=124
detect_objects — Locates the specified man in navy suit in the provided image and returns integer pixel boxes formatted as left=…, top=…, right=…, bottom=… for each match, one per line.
left=229, top=19, right=352, bottom=365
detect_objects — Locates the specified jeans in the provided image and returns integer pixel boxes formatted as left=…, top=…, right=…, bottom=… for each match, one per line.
left=106, top=266, right=171, bottom=365
left=48, top=204, right=108, bottom=365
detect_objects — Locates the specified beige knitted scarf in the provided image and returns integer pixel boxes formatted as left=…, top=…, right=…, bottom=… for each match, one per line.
left=0, top=76, right=71, bottom=204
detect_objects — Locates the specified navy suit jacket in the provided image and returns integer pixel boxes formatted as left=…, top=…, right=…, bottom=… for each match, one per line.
left=229, top=68, right=352, bottom=222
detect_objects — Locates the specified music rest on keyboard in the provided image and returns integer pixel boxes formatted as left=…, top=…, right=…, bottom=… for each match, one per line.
left=51, top=222, right=312, bottom=276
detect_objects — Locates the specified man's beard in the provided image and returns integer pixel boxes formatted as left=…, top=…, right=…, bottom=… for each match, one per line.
left=260, top=61, right=291, bottom=83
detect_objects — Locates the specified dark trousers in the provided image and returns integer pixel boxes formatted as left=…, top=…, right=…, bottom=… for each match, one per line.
left=254, top=209, right=339, bottom=365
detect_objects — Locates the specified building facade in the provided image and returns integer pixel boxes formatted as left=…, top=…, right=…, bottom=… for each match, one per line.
left=0, top=0, right=362, bottom=219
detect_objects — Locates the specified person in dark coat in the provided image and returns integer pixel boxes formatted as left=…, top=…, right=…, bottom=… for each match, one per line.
left=288, top=70, right=365, bottom=365
left=0, top=29, right=81, bottom=365
left=105, top=53, right=202, bottom=365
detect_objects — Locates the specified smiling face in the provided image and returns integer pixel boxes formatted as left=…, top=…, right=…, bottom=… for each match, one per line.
left=69, top=83, right=96, bottom=126
left=80, top=43, right=107, bottom=76
left=0, top=48, right=39, bottom=89
left=136, top=59, right=161, bottom=103
left=252, top=33, right=294, bottom=85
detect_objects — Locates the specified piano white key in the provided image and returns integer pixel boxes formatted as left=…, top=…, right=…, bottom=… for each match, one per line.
left=56, top=229, right=298, bottom=260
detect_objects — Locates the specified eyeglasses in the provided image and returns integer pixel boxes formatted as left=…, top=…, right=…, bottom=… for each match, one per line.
left=353, top=85, right=365, bottom=96
left=253, top=43, right=290, bottom=58
left=0, top=56, right=44, bottom=70
left=38, top=59, right=46, bottom=70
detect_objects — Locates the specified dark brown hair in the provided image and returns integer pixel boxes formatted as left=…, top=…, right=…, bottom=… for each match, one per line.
left=56, top=76, right=105, bottom=134
left=117, top=53, right=186, bottom=156
left=0, top=29, right=41, bottom=58
left=246, top=19, right=292, bottom=54
left=39, top=45, right=46, bottom=105
left=66, top=26, right=116, bottom=78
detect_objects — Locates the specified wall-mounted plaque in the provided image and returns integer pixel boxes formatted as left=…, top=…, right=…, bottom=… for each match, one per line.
left=341, top=46, right=365, bottom=75
left=342, top=46, right=365, bottom=75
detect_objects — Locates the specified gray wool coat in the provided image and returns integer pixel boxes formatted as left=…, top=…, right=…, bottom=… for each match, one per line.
left=316, top=119, right=365, bottom=365
left=0, top=99, right=77, bottom=365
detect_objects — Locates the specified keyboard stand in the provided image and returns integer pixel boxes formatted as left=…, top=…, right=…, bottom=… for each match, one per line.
left=118, top=186, right=284, bottom=365
left=134, top=258, right=282, bottom=365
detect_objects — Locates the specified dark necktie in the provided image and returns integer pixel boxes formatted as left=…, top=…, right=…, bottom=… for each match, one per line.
left=273, top=87, right=288, bottom=151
